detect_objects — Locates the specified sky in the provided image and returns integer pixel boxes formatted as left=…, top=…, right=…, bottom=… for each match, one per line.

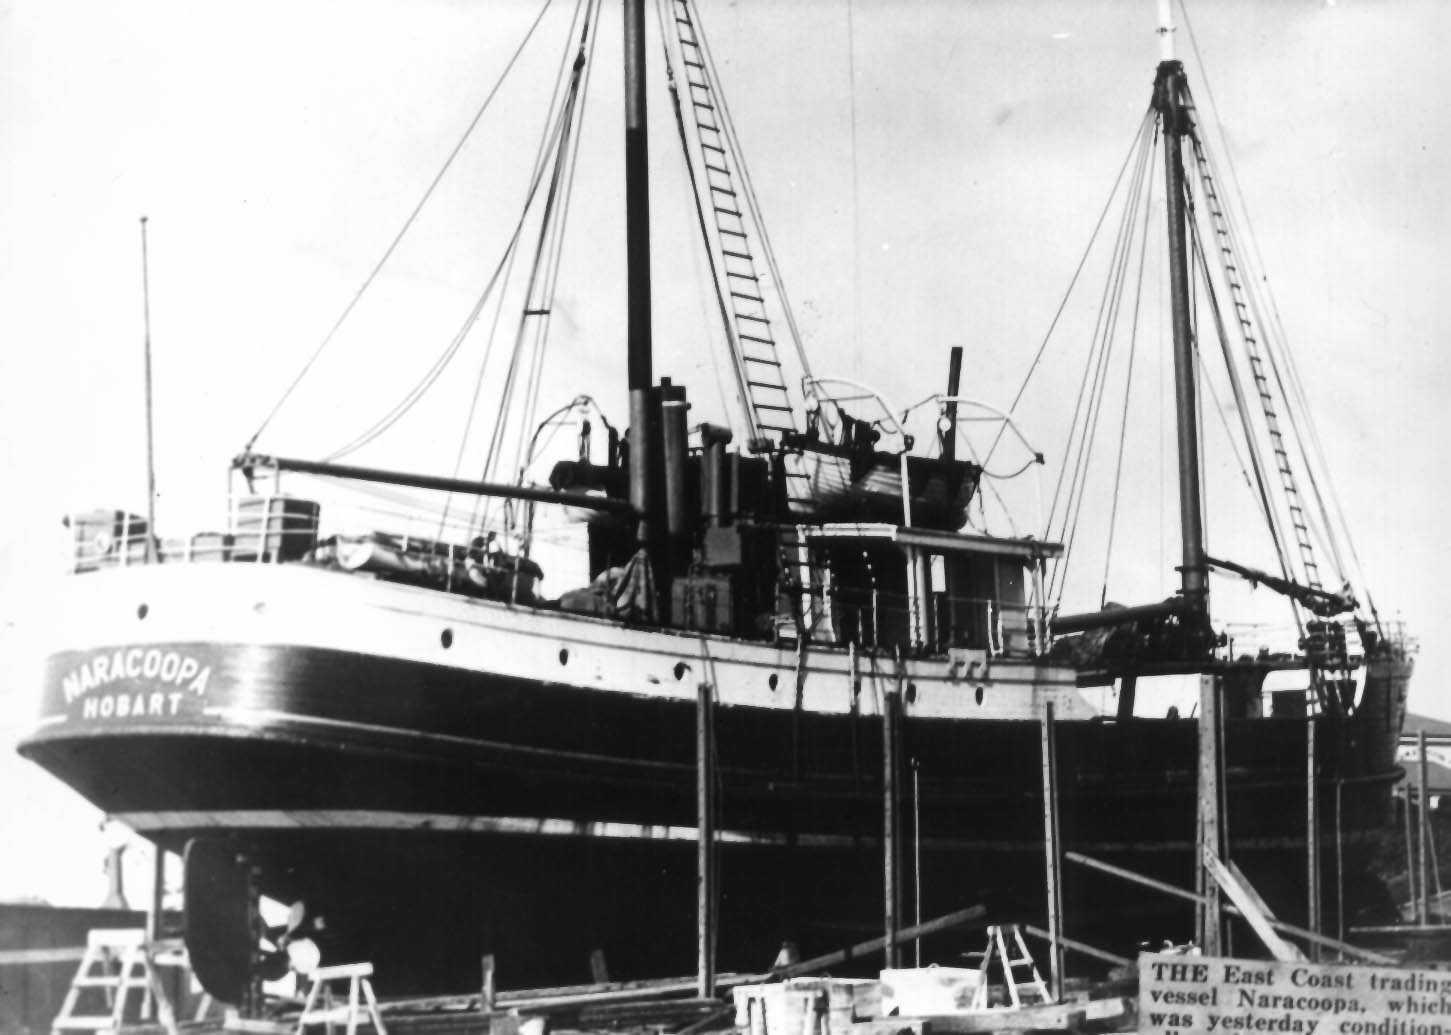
left=0, top=0, right=1446, bottom=907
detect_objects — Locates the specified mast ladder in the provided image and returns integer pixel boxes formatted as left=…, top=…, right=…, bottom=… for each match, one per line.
left=668, top=0, right=816, bottom=510
left=1183, top=114, right=1323, bottom=594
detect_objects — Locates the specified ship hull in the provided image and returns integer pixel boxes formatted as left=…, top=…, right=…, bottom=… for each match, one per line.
left=18, top=563, right=1411, bottom=994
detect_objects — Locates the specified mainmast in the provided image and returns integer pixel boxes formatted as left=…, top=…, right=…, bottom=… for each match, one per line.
left=624, top=0, right=655, bottom=539
left=1153, top=5, right=1209, bottom=617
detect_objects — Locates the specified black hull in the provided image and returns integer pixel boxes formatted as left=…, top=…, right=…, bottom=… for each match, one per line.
left=21, top=636, right=1409, bottom=995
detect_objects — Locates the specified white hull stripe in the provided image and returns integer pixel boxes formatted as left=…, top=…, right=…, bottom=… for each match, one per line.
left=114, top=809, right=874, bottom=848
left=108, top=808, right=1306, bottom=853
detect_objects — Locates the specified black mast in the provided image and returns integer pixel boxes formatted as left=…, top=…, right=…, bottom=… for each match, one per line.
left=1154, top=58, right=1209, bottom=616
left=1054, top=57, right=1212, bottom=641
left=624, top=0, right=655, bottom=540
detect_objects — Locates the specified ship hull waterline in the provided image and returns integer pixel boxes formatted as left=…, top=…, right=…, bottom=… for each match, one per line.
left=18, top=563, right=1410, bottom=994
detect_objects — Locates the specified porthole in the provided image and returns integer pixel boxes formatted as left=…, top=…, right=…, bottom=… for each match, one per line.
left=440, top=628, right=454, bottom=649
left=136, top=603, right=149, bottom=620
left=974, top=685, right=984, bottom=705
left=673, top=661, right=689, bottom=681
left=906, top=682, right=918, bottom=704
left=559, top=648, right=570, bottom=665
left=768, top=673, right=779, bottom=691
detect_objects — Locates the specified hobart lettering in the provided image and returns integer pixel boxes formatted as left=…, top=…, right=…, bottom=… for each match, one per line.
left=61, top=648, right=212, bottom=719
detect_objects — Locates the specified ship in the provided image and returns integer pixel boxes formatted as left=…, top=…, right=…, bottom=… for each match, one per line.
left=17, top=0, right=1413, bottom=1004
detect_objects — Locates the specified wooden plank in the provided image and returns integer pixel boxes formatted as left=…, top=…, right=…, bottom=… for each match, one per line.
left=845, top=1021, right=928, bottom=1035
left=1019, top=925, right=1130, bottom=968
left=1197, top=673, right=1223, bottom=956
left=1039, top=703, right=1064, bottom=1000
left=1065, top=850, right=1396, bottom=964
left=1420, top=729, right=1432, bottom=925
left=1204, top=851, right=1305, bottom=962
left=0, top=944, right=89, bottom=966
left=771, top=905, right=988, bottom=980
left=917, top=1003, right=1087, bottom=1032
left=697, top=679, right=717, bottom=998
left=1306, top=717, right=1320, bottom=959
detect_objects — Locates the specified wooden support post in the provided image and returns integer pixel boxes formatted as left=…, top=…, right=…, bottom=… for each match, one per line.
left=147, top=845, right=166, bottom=943
left=883, top=664, right=901, bottom=969
left=1306, top=718, right=1320, bottom=959
left=912, top=758, right=923, bottom=968
left=1405, top=788, right=1419, bottom=922
left=696, top=681, right=717, bottom=998
left=1420, top=729, right=1432, bottom=927
left=1039, top=703, right=1064, bottom=1001
left=1196, top=674, right=1223, bottom=956
left=481, top=954, right=496, bottom=1012
left=1335, top=780, right=1346, bottom=946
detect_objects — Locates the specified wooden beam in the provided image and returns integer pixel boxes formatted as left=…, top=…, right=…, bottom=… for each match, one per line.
left=883, top=663, right=902, bottom=969
left=1065, top=850, right=1395, bottom=964
left=1019, top=925, right=1131, bottom=968
left=1197, top=673, right=1223, bottom=956
left=1204, top=851, right=1304, bottom=961
left=481, top=954, right=496, bottom=1012
left=772, top=904, right=989, bottom=980
left=696, top=681, right=717, bottom=998
left=1420, top=729, right=1432, bottom=927
left=919, top=1002, right=1089, bottom=1032
left=1306, top=718, right=1320, bottom=960
left=1039, top=703, right=1064, bottom=1000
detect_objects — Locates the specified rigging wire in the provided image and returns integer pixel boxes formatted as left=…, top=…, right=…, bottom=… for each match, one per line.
left=1047, top=155, right=1147, bottom=606
left=689, top=0, right=817, bottom=393
left=1098, top=144, right=1156, bottom=608
left=1042, top=116, right=1155, bottom=537
left=243, top=0, right=558, bottom=452
left=1179, top=2, right=1370, bottom=620
left=983, top=110, right=1155, bottom=470
left=656, top=0, right=759, bottom=442
left=496, top=0, right=605, bottom=543
left=467, top=0, right=599, bottom=537
left=1184, top=199, right=1300, bottom=603
left=1045, top=116, right=1157, bottom=606
left=444, top=0, right=597, bottom=540
left=476, top=8, right=598, bottom=536
left=327, top=0, right=593, bottom=467
left=322, top=96, right=579, bottom=463
left=844, top=0, right=861, bottom=359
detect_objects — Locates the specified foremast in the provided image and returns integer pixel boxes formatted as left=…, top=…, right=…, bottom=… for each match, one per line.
left=1053, top=25, right=1212, bottom=647
left=1154, top=57, right=1209, bottom=618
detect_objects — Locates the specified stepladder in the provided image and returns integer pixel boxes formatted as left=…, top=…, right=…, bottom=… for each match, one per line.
left=296, top=963, right=387, bottom=1035
left=51, top=928, right=181, bottom=1035
left=969, top=924, right=1052, bottom=1009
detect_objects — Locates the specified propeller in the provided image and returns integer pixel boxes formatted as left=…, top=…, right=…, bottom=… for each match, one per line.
left=183, top=840, right=328, bottom=1003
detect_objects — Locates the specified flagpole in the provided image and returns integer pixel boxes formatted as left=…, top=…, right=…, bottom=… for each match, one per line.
left=140, top=216, right=157, bottom=563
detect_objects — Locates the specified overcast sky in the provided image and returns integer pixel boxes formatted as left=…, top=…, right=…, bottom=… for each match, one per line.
left=1, top=0, right=1445, bottom=906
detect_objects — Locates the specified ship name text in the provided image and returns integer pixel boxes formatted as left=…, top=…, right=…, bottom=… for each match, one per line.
left=62, top=648, right=212, bottom=719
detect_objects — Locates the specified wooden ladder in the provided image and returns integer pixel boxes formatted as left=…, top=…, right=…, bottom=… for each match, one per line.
left=970, top=924, right=1052, bottom=1009
left=296, top=963, right=388, bottom=1034
left=52, top=929, right=178, bottom=1035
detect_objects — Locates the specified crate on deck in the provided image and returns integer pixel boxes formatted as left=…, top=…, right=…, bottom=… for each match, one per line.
left=66, top=509, right=152, bottom=572
left=230, top=495, right=321, bottom=562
